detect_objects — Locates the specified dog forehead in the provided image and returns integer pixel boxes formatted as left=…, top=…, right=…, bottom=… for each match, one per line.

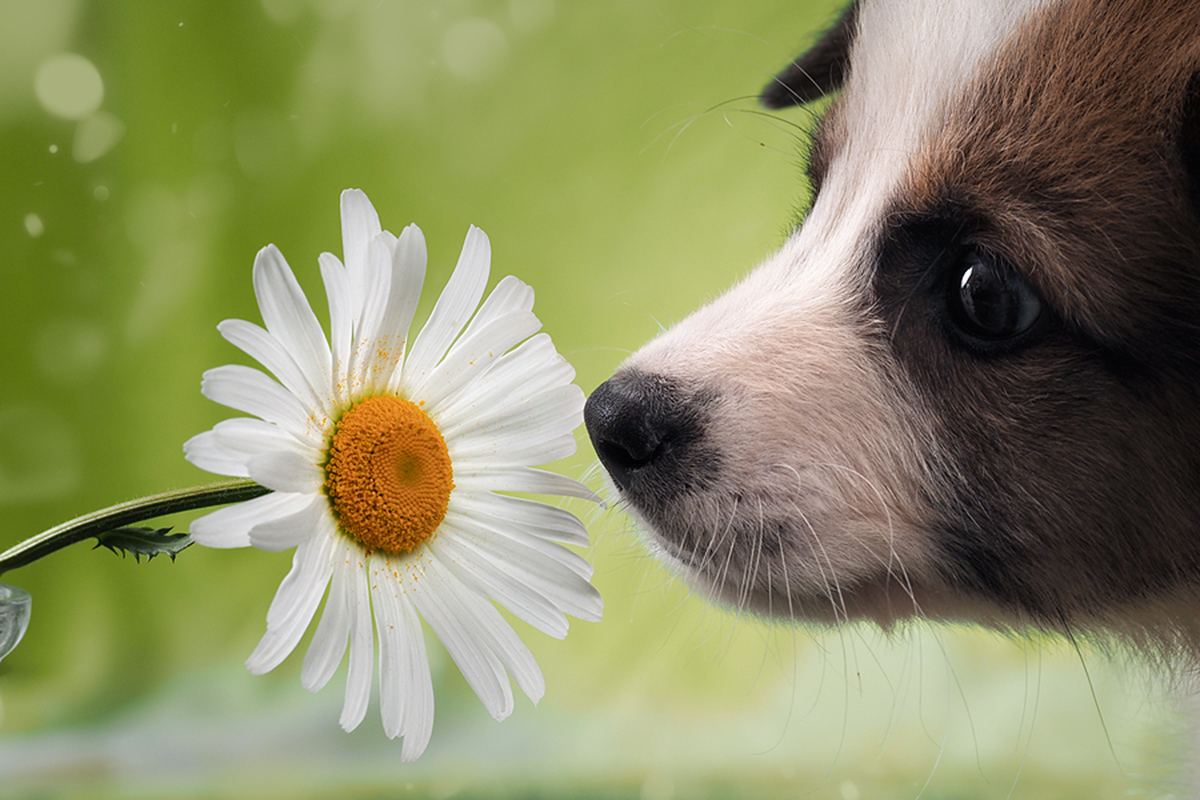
left=629, top=0, right=1092, bottom=382
left=815, top=0, right=1058, bottom=229
left=844, top=0, right=1056, bottom=148
left=765, top=0, right=1061, bottom=285
left=633, top=0, right=1061, bottom=361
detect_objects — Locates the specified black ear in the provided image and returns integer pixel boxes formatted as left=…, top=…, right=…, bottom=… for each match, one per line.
left=760, top=3, right=858, bottom=109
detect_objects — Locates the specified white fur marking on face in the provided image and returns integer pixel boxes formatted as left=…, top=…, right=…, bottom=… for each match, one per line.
left=613, top=0, right=1066, bottom=622
left=634, top=0, right=1062, bottom=379
left=811, top=0, right=1057, bottom=288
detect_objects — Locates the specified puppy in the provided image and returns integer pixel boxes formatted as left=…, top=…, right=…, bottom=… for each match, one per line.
left=585, top=0, right=1200, bottom=656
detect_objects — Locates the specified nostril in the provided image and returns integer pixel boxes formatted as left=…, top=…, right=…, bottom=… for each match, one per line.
left=594, top=436, right=665, bottom=474
left=584, top=370, right=688, bottom=489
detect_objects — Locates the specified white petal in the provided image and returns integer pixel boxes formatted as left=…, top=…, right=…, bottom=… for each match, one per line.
left=319, top=252, right=354, bottom=406
left=301, top=539, right=354, bottom=693
left=248, top=449, right=324, bottom=494
left=339, top=553, right=375, bottom=732
left=252, top=245, right=333, bottom=395
left=389, top=225, right=428, bottom=321
left=357, top=231, right=396, bottom=339
left=247, top=531, right=337, bottom=674
left=352, top=231, right=405, bottom=394
left=403, top=226, right=490, bottom=386
left=453, top=466, right=601, bottom=503
left=183, top=430, right=250, bottom=478
left=476, top=332, right=575, bottom=393
left=406, top=275, right=535, bottom=403
left=262, top=527, right=338, bottom=627
left=340, top=189, right=383, bottom=318
left=370, top=557, right=406, bottom=736
left=189, top=491, right=308, bottom=549
left=433, top=521, right=570, bottom=638
left=370, top=552, right=435, bottom=758
left=409, top=558, right=513, bottom=720
left=434, top=334, right=574, bottom=429
left=424, top=552, right=545, bottom=707
left=376, top=224, right=428, bottom=395
left=450, top=430, right=578, bottom=470
left=211, top=417, right=319, bottom=462
left=448, top=491, right=591, bottom=549
left=443, top=384, right=584, bottom=458
left=464, top=275, right=535, bottom=332
left=441, top=509, right=602, bottom=622
left=248, top=493, right=326, bottom=552
left=200, top=365, right=316, bottom=440
left=394, top=590, right=435, bottom=760
left=218, top=319, right=330, bottom=417
left=409, top=311, right=541, bottom=411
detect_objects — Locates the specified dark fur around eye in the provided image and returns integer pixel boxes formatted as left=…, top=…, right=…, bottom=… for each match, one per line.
left=943, top=249, right=1044, bottom=351
left=872, top=215, right=1054, bottom=358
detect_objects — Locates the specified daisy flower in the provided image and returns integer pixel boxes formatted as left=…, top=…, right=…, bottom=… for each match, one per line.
left=183, top=189, right=602, bottom=760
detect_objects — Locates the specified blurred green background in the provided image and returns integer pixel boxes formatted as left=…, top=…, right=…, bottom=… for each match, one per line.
left=0, top=1, right=1184, bottom=798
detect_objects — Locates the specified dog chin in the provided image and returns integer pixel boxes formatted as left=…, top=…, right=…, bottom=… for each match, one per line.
left=647, top=524, right=959, bottom=630
left=624, top=493, right=924, bottom=627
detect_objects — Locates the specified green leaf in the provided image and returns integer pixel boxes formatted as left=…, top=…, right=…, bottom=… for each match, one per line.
left=92, top=526, right=193, bottom=563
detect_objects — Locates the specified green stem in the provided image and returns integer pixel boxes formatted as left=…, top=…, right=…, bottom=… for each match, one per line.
left=0, top=480, right=270, bottom=576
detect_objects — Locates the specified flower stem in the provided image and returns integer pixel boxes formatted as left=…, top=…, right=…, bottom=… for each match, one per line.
left=0, top=480, right=270, bottom=576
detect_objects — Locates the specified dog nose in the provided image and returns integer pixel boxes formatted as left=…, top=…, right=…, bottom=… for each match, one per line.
left=585, top=371, right=687, bottom=491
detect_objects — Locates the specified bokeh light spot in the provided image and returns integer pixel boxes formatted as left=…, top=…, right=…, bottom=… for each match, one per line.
left=34, top=53, right=103, bottom=120
left=442, top=18, right=509, bottom=82
left=23, top=214, right=44, bottom=238
left=509, top=0, right=554, bottom=34
left=34, top=318, right=108, bottom=384
left=72, top=111, right=124, bottom=163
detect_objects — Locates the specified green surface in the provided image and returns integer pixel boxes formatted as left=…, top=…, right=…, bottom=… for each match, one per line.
left=0, top=1, right=1186, bottom=798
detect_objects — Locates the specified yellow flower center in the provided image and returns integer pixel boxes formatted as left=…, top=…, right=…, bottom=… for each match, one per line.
left=325, top=394, right=454, bottom=554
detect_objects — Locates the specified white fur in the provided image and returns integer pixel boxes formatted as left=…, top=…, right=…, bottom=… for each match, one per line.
left=620, top=0, right=1063, bottom=621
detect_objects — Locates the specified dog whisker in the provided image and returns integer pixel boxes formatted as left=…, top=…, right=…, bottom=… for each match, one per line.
left=584, top=1, right=1200, bottom=793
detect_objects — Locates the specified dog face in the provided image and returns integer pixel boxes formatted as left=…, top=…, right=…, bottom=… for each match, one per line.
left=585, top=0, right=1200, bottom=643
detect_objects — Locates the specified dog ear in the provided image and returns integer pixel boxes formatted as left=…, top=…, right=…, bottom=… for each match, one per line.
left=760, top=3, right=858, bottom=109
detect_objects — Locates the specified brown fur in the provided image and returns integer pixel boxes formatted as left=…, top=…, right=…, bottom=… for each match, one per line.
left=587, top=0, right=1200, bottom=657
left=878, top=0, right=1200, bottom=637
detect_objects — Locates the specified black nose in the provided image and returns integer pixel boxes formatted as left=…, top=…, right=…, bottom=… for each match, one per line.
left=584, top=371, right=692, bottom=491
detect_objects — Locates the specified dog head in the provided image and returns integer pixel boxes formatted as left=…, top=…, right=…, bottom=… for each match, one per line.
left=585, top=0, right=1200, bottom=644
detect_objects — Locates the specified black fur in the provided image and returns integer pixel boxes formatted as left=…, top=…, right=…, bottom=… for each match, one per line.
left=760, top=3, right=858, bottom=109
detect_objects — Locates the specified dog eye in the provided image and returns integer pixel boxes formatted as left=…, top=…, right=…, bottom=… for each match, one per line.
left=946, top=251, right=1043, bottom=344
